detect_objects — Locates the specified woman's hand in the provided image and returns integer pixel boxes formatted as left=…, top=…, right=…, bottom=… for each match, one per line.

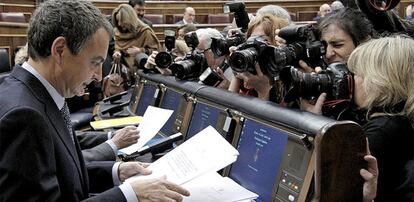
left=300, top=93, right=326, bottom=115
left=113, top=50, right=122, bottom=61
left=236, top=64, right=272, bottom=100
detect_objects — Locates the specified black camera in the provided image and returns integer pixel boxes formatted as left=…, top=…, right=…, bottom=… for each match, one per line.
left=199, top=62, right=229, bottom=87
left=223, top=2, right=250, bottom=32
left=211, top=33, right=246, bottom=57
left=284, top=62, right=353, bottom=102
left=169, top=53, right=207, bottom=80
left=155, top=30, right=176, bottom=69
left=228, top=36, right=270, bottom=75
left=275, top=24, right=327, bottom=71
left=184, top=32, right=199, bottom=50
left=134, top=52, right=149, bottom=70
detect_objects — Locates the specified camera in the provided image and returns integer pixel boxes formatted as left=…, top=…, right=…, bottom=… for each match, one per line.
left=223, top=2, right=250, bottom=32
left=155, top=30, right=176, bottom=69
left=211, top=33, right=246, bottom=57
left=284, top=62, right=353, bottom=102
left=184, top=32, right=199, bottom=50
left=169, top=52, right=207, bottom=80
left=199, top=62, right=229, bottom=87
left=228, top=36, right=270, bottom=75
left=276, top=24, right=327, bottom=70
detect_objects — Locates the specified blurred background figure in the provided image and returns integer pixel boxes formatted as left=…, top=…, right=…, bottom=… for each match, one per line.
left=176, top=7, right=197, bottom=24
left=330, top=1, right=345, bottom=13
left=176, top=24, right=197, bottom=40
left=128, top=0, right=153, bottom=28
left=313, top=3, right=331, bottom=22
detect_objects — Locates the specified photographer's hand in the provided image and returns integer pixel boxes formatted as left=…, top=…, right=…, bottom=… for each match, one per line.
left=144, top=51, right=158, bottom=69
left=113, top=50, right=122, bottom=62
left=274, top=29, right=286, bottom=47
left=127, top=46, right=142, bottom=56
left=300, top=93, right=326, bottom=115
left=298, top=60, right=323, bottom=73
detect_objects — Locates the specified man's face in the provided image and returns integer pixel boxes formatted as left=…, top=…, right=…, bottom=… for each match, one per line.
left=320, top=5, right=331, bottom=17
left=322, top=24, right=356, bottom=64
left=133, top=4, right=145, bottom=18
left=59, top=28, right=109, bottom=97
left=184, top=8, right=195, bottom=23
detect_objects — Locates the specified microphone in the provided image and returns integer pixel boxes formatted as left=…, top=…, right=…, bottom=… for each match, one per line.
left=119, top=132, right=184, bottom=161
left=100, top=101, right=130, bottom=116
left=102, top=91, right=128, bottom=104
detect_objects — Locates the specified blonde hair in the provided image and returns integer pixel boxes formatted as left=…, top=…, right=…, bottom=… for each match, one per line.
left=348, top=35, right=414, bottom=123
left=112, top=4, right=146, bottom=33
left=173, top=39, right=190, bottom=57
left=246, top=14, right=289, bottom=45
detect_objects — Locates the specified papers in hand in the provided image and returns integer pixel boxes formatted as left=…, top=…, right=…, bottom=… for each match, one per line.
left=182, top=172, right=258, bottom=202
left=120, top=106, right=173, bottom=155
left=126, top=126, right=239, bottom=185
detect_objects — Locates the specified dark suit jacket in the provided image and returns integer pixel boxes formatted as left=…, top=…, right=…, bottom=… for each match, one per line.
left=175, top=20, right=197, bottom=25
left=0, top=67, right=126, bottom=201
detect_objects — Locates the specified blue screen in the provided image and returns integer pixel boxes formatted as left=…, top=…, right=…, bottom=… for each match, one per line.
left=135, top=84, right=157, bottom=116
left=159, top=89, right=182, bottom=136
left=186, top=102, right=220, bottom=140
left=229, top=119, right=288, bottom=202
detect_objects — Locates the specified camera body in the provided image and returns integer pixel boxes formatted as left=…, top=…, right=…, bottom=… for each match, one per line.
left=211, top=33, right=246, bottom=57
left=285, top=62, right=353, bottom=102
left=223, top=2, right=250, bottom=32
left=169, top=52, right=207, bottom=80
left=228, top=37, right=270, bottom=75
left=277, top=24, right=327, bottom=70
left=155, top=32, right=176, bottom=69
left=184, top=32, right=199, bottom=50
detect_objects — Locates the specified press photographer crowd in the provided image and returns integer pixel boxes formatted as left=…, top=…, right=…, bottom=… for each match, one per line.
left=1, top=0, right=414, bottom=201
left=131, top=0, right=414, bottom=201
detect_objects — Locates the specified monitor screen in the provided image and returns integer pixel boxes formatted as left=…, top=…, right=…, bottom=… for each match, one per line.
left=159, top=88, right=182, bottom=136
left=185, top=102, right=221, bottom=140
left=135, top=83, right=157, bottom=116
left=229, top=118, right=289, bottom=202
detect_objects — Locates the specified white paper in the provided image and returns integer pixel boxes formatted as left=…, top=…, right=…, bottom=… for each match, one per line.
left=126, top=126, right=239, bottom=185
left=182, top=172, right=258, bottom=202
left=120, top=106, right=173, bottom=155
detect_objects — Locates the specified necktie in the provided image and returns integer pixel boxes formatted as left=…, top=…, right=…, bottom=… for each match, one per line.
left=60, top=102, right=75, bottom=144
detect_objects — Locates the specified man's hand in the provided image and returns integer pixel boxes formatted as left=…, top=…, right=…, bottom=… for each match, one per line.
left=112, top=126, right=139, bottom=149
left=118, top=161, right=151, bottom=182
left=130, top=176, right=190, bottom=202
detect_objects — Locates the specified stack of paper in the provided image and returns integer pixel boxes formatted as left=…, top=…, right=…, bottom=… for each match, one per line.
left=90, top=116, right=142, bottom=130
left=126, top=126, right=258, bottom=202
left=120, top=106, right=173, bottom=155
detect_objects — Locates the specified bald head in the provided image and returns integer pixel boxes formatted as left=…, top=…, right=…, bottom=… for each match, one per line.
left=319, top=4, right=331, bottom=17
left=183, top=7, right=196, bottom=24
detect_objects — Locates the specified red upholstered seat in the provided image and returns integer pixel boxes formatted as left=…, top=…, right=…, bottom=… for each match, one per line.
left=208, top=14, right=231, bottom=24
left=0, top=12, right=26, bottom=23
left=144, top=14, right=164, bottom=24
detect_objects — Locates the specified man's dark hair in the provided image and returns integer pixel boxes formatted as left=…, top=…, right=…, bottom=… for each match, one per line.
left=318, top=8, right=374, bottom=46
left=27, top=0, right=112, bottom=60
left=129, top=0, right=145, bottom=7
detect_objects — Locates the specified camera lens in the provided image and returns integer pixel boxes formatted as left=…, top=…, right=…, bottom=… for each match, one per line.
left=170, top=60, right=197, bottom=79
left=211, top=38, right=228, bottom=57
left=290, top=68, right=331, bottom=99
left=229, top=47, right=258, bottom=73
left=155, top=52, right=173, bottom=69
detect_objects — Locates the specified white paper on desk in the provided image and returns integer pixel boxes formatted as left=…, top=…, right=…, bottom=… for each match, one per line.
left=182, top=172, right=258, bottom=202
left=120, top=106, right=173, bottom=155
left=126, top=126, right=239, bottom=185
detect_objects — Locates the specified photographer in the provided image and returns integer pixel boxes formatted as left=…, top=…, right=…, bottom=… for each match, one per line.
left=145, top=39, right=190, bottom=75
left=228, top=14, right=289, bottom=101
left=304, top=35, right=414, bottom=202
left=112, top=4, right=161, bottom=73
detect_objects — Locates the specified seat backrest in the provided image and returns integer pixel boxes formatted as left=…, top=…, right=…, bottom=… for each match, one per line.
left=0, top=48, right=11, bottom=73
left=173, top=14, right=183, bottom=23
left=208, top=14, right=231, bottom=24
left=0, top=12, right=26, bottom=23
left=144, top=14, right=164, bottom=24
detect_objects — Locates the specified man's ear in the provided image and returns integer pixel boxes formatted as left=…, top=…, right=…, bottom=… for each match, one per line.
left=51, top=36, right=66, bottom=64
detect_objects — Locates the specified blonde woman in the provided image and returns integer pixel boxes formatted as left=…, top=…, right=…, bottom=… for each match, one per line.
left=228, top=14, right=289, bottom=101
left=307, top=35, right=414, bottom=202
left=112, top=4, right=161, bottom=72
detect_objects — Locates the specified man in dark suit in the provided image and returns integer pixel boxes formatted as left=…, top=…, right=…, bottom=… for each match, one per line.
left=129, top=0, right=153, bottom=28
left=0, top=0, right=189, bottom=201
left=175, top=7, right=197, bottom=25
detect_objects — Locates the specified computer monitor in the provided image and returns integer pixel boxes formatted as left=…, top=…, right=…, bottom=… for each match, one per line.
left=228, top=118, right=289, bottom=202
left=135, top=82, right=158, bottom=116
left=158, top=88, right=183, bottom=136
left=227, top=117, right=314, bottom=202
left=185, top=101, right=222, bottom=140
